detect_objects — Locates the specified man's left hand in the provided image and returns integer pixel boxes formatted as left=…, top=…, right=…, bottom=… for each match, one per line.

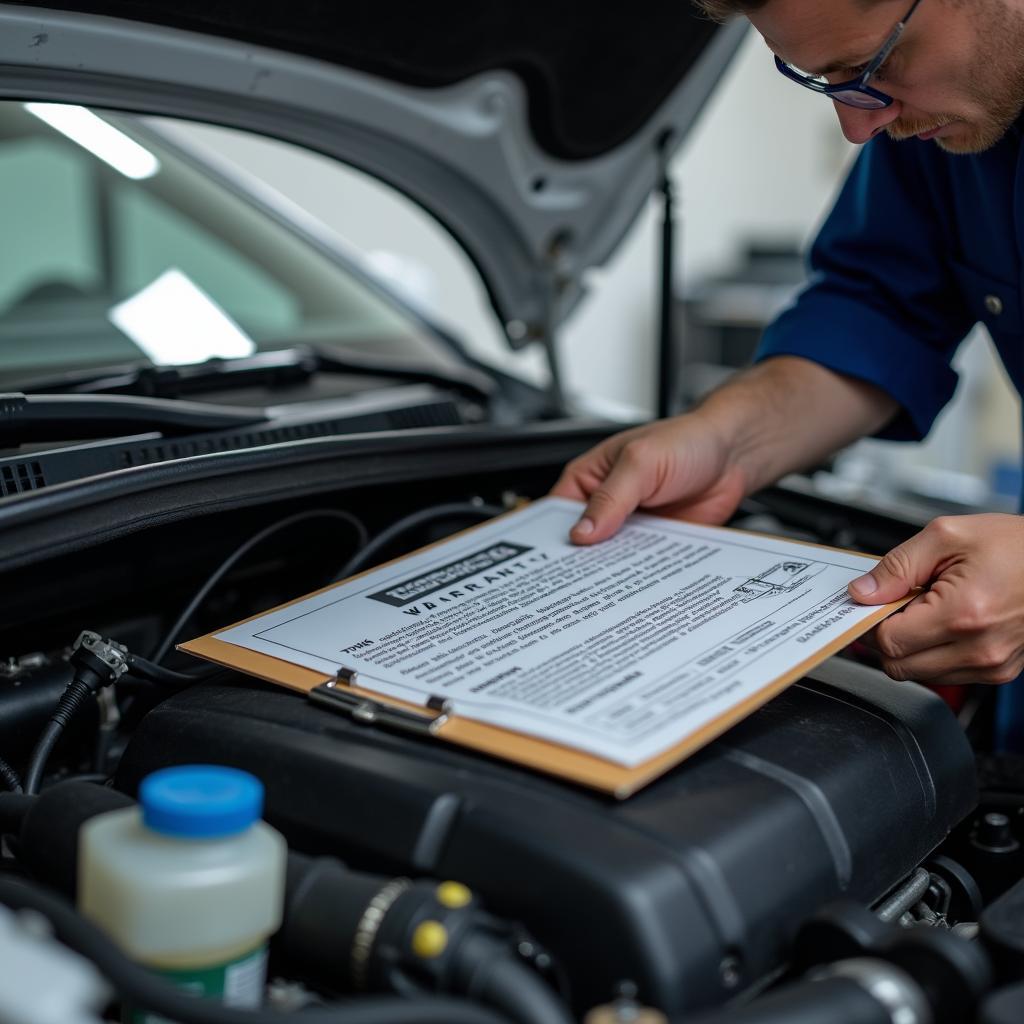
left=849, top=513, right=1024, bottom=686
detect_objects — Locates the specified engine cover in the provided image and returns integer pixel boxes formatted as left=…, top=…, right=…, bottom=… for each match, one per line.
left=119, top=656, right=976, bottom=1015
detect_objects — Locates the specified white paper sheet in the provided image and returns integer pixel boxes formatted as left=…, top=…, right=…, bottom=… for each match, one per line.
left=215, top=497, right=887, bottom=767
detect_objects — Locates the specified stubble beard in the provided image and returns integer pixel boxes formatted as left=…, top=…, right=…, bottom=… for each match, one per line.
left=886, top=0, right=1024, bottom=154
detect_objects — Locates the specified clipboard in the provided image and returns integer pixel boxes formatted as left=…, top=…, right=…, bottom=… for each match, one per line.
left=180, top=511, right=910, bottom=799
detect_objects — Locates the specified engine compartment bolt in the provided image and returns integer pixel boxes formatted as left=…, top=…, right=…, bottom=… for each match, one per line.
left=972, top=812, right=1020, bottom=854
left=719, top=955, right=742, bottom=988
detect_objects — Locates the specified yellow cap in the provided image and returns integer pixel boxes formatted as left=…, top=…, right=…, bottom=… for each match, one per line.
left=411, top=920, right=449, bottom=959
left=436, top=881, right=473, bottom=909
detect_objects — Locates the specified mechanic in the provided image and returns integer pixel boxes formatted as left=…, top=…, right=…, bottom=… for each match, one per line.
left=552, top=0, right=1024, bottom=750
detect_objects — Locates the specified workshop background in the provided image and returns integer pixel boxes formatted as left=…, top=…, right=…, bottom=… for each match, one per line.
left=168, top=27, right=1022, bottom=516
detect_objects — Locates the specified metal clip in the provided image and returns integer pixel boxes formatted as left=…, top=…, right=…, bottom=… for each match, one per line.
left=331, top=666, right=359, bottom=687
left=309, top=683, right=448, bottom=738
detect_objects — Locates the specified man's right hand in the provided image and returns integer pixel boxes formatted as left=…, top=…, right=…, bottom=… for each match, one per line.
left=550, top=413, right=749, bottom=545
left=549, top=357, right=901, bottom=547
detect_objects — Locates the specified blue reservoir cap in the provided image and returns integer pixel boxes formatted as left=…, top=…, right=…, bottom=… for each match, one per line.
left=140, top=765, right=264, bottom=838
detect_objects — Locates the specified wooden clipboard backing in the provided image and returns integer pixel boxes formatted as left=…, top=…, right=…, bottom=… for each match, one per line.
left=180, top=511, right=912, bottom=799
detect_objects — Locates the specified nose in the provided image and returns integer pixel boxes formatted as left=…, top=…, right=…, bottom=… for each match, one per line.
left=833, top=100, right=902, bottom=144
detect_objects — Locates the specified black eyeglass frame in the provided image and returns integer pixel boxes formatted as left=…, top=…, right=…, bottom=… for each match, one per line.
left=774, top=0, right=924, bottom=110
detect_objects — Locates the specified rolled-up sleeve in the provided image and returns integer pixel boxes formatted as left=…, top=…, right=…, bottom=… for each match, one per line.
left=755, top=135, right=976, bottom=441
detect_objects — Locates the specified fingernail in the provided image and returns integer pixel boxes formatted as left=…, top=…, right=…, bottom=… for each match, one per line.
left=850, top=573, right=877, bottom=598
left=573, top=517, right=595, bottom=538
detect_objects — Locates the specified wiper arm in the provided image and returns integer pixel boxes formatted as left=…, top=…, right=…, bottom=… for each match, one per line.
left=18, top=345, right=496, bottom=404
left=314, top=346, right=496, bottom=403
left=0, top=393, right=267, bottom=444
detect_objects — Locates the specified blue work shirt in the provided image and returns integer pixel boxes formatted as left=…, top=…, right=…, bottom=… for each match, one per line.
left=755, top=122, right=1024, bottom=751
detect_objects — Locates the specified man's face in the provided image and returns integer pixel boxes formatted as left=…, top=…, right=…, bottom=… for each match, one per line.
left=746, top=0, right=1024, bottom=154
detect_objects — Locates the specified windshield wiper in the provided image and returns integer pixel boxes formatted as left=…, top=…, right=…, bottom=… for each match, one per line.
left=16, top=345, right=497, bottom=405
left=0, top=393, right=268, bottom=444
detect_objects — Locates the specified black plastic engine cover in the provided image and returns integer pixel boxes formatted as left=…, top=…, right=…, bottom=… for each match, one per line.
left=119, top=656, right=976, bottom=1015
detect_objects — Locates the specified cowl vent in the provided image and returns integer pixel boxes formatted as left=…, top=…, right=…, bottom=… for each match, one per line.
left=118, top=401, right=458, bottom=468
left=0, top=460, right=46, bottom=497
left=0, top=387, right=464, bottom=497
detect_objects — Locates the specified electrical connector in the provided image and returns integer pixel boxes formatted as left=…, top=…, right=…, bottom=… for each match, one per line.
left=69, top=632, right=130, bottom=689
left=23, top=632, right=130, bottom=796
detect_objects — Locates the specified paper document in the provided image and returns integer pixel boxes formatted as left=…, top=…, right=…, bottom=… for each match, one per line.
left=214, top=497, right=893, bottom=767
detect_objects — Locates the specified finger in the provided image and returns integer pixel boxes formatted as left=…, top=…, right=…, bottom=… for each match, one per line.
left=879, top=641, right=961, bottom=683
left=856, top=625, right=881, bottom=653
left=881, top=642, right=1022, bottom=686
left=573, top=443, right=661, bottom=544
left=849, top=521, right=958, bottom=605
left=549, top=466, right=589, bottom=503
left=550, top=444, right=622, bottom=518
left=871, top=591, right=951, bottom=660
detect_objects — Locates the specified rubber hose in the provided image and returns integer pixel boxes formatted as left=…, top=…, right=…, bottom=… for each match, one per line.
left=23, top=671, right=101, bottom=795
left=679, top=975, right=894, bottom=1024
left=454, top=937, right=573, bottom=1024
left=127, top=655, right=220, bottom=687
left=0, top=877, right=512, bottom=1024
left=0, top=754, right=22, bottom=793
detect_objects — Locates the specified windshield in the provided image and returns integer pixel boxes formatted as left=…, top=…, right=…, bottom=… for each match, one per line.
left=0, top=101, right=466, bottom=384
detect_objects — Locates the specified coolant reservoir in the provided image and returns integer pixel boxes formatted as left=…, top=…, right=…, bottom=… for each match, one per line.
left=78, top=765, right=286, bottom=1020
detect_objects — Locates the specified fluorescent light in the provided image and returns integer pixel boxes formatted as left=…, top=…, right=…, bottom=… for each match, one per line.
left=24, top=103, right=160, bottom=180
left=108, top=268, right=257, bottom=365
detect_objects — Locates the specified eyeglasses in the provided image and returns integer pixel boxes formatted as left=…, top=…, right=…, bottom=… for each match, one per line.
left=774, top=0, right=924, bottom=110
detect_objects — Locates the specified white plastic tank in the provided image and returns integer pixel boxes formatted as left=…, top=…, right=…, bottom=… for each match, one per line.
left=78, top=765, right=286, bottom=1021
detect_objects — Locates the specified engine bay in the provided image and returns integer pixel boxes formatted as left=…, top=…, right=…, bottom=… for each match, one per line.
left=2, top=436, right=1024, bottom=1024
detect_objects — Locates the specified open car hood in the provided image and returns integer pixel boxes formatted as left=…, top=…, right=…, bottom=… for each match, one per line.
left=0, top=1, right=745, bottom=348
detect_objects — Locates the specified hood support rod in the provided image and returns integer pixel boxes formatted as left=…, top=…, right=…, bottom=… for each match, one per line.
left=538, top=244, right=567, bottom=418
left=657, top=133, right=679, bottom=419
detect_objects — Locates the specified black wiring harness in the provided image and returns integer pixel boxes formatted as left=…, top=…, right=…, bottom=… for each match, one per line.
left=21, top=632, right=130, bottom=795
left=150, top=508, right=369, bottom=665
left=14, top=634, right=228, bottom=796
left=20, top=632, right=213, bottom=796
left=152, top=501, right=503, bottom=661
left=332, top=502, right=505, bottom=581
left=12, top=500, right=506, bottom=796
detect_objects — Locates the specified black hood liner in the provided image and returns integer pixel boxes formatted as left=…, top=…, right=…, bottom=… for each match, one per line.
left=11, top=0, right=721, bottom=160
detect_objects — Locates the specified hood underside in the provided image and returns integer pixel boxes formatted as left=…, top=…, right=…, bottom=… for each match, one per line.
left=0, top=0, right=746, bottom=346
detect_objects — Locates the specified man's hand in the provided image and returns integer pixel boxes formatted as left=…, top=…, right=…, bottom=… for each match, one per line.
left=550, top=357, right=899, bottom=546
left=850, top=514, right=1024, bottom=685
left=550, top=415, right=748, bottom=544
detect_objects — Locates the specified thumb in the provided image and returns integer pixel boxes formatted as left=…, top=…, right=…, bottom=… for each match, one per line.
left=570, top=447, right=659, bottom=544
left=849, top=527, right=948, bottom=605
